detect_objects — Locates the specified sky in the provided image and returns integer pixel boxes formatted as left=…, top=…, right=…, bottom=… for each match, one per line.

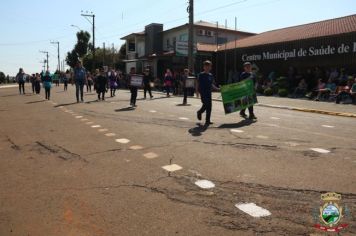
left=1, top=0, right=355, bottom=76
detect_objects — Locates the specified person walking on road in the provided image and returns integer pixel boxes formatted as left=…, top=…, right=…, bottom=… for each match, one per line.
left=42, top=71, right=53, bottom=100
left=30, top=74, right=36, bottom=93
left=86, top=72, right=94, bottom=93
left=34, top=73, right=41, bottom=94
left=15, top=68, right=26, bottom=95
left=64, top=70, right=70, bottom=91
left=196, top=61, right=220, bottom=126
left=108, top=69, right=118, bottom=97
left=182, top=68, right=192, bottom=105
left=73, top=61, right=87, bottom=103
left=95, top=69, right=108, bottom=101
left=239, top=62, right=257, bottom=120
left=129, top=67, right=138, bottom=107
left=143, top=69, right=154, bottom=99
left=164, top=69, right=173, bottom=97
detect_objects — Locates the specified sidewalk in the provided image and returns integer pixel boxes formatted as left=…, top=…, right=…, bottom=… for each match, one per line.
left=210, top=93, right=356, bottom=118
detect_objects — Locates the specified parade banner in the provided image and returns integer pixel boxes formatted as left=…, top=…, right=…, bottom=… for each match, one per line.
left=130, top=75, right=143, bottom=87
left=221, top=79, right=257, bottom=114
left=185, top=76, right=196, bottom=88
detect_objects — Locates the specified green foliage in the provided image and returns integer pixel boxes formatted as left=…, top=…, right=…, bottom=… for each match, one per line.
left=278, top=88, right=289, bottom=97
left=264, top=87, right=274, bottom=96
left=0, top=71, right=5, bottom=84
left=66, top=30, right=91, bottom=68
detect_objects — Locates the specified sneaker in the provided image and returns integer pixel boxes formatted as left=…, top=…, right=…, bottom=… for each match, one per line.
left=197, top=111, right=202, bottom=121
left=240, top=112, right=248, bottom=119
left=150, top=96, right=154, bottom=99
left=249, top=114, right=257, bottom=120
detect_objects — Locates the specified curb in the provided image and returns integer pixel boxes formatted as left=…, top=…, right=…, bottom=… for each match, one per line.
left=138, top=90, right=356, bottom=119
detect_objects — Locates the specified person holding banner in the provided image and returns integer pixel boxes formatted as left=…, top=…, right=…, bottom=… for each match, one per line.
left=239, top=62, right=257, bottom=120
left=143, top=69, right=154, bottom=99
left=197, top=60, right=220, bottom=126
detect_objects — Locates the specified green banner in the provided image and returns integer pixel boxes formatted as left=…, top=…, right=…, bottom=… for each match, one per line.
left=221, top=79, right=257, bottom=114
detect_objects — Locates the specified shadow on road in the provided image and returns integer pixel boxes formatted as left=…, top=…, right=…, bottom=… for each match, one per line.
left=26, top=100, right=46, bottom=104
left=54, top=102, right=78, bottom=107
left=115, top=107, right=135, bottom=112
left=218, top=119, right=256, bottom=129
left=188, top=123, right=209, bottom=137
left=176, top=104, right=192, bottom=107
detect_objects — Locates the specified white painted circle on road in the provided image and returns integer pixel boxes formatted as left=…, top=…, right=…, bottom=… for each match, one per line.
left=91, top=125, right=101, bottom=128
left=231, top=129, right=244, bottom=133
left=75, top=116, right=83, bottom=119
left=195, top=180, right=215, bottom=189
left=149, top=110, right=157, bottom=113
left=143, top=152, right=158, bottom=159
left=179, top=117, right=189, bottom=120
left=322, top=125, right=335, bottom=128
left=310, top=148, right=330, bottom=154
left=105, top=133, right=116, bottom=137
left=235, top=203, right=271, bottom=218
left=270, top=117, right=280, bottom=120
left=130, top=145, right=144, bottom=150
left=162, top=164, right=182, bottom=172
left=115, top=138, right=130, bottom=144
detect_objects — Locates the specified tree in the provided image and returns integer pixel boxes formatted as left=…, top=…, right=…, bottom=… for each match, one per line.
left=66, top=30, right=91, bottom=68
left=0, top=71, right=5, bottom=84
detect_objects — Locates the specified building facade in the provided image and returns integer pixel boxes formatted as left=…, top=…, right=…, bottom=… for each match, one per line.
left=121, top=21, right=255, bottom=78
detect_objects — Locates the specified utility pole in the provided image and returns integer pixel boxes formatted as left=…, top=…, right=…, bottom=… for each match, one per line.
left=40, top=51, right=49, bottom=71
left=187, top=0, right=194, bottom=73
left=51, top=41, right=60, bottom=72
left=81, top=11, right=95, bottom=70
left=103, top=42, right=106, bottom=67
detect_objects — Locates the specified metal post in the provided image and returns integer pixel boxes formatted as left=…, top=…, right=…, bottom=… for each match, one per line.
left=188, top=0, right=194, bottom=73
left=103, top=42, right=105, bottom=67
left=81, top=12, right=95, bottom=70
left=40, top=51, right=49, bottom=71
left=51, top=41, right=60, bottom=72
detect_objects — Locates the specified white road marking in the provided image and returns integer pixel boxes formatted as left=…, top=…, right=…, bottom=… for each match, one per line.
left=256, top=135, right=269, bottom=139
left=162, top=164, right=183, bottom=172
left=270, top=117, right=280, bottom=120
left=143, top=152, right=158, bottom=159
left=231, top=129, right=244, bottom=133
left=266, top=124, right=279, bottom=127
left=75, top=116, right=83, bottom=119
left=322, top=125, right=335, bottom=128
left=149, top=110, right=157, bottom=113
left=115, top=138, right=130, bottom=144
left=235, top=203, right=271, bottom=218
left=98, top=129, right=108, bottom=132
left=105, top=133, right=116, bottom=137
left=310, top=148, right=330, bottom=154
left=91, top=125, right=101, bottom=128
left=52, top=102, right=57, bottom=105
left=179, top=117, right=189, bottom=120
left=0, top=85, right=18, bottom=89
left=86, top=122, right=94, bottom=125
left=195, top=180, right=215, bottom=189
left=130, top=145, right=144, bottom=150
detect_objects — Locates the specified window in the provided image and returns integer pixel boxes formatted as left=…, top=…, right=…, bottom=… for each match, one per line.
left=206, top=30, right=215, bottom=37
left=198, top=29, right=205, bottom=36
left=179, top=34, right=188, bottom=42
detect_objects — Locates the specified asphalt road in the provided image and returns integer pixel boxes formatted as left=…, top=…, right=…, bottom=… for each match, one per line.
left=0, top=84, right=355, bottom=236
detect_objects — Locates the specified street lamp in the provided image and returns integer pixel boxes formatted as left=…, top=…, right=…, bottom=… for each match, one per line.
left=70, top=24, right=82, bottom=31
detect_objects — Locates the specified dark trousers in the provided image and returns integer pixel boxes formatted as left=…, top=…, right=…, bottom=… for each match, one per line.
left=110, top=88, right=116, bottom=97
left=75, top=82, right=84, bottom=102
left=31, top=82, right=35, bottom=93
left=64, top=82, right=68, bottom=91
left=166, top=86, right=171, bottom=96
left=144, top=84, right=152, bottom=98
left=18, top=82, right=25, bottom=94
left=87, top=84, right=92, bottom=92
left=240, top=106, right=254, bottom=116
left=336, top=91, right=354, bottom=104
left=45, top=88, right=51, bottom=100
left=183, top=88, right=188, bottom=104
left=198, top=96, right=212, bottom=122
left=97, top=91, right=105, bottom=100
left=130, top=87, right=138, bottom=105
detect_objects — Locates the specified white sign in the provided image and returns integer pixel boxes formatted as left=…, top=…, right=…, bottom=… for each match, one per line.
left=242, top=42, right=356, bottom=62
left=130, top=75, right=143, bottom=87
left=185, top=76, right=196, bottom=88
left=176, top=41, right=197, bottom=56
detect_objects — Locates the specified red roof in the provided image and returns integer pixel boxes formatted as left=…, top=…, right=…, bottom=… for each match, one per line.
left=221, top=14, right=356, bottom=50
